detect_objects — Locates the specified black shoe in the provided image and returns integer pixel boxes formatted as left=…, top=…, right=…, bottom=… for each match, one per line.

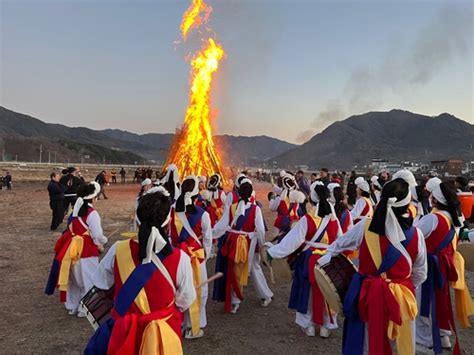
left=51, top=226, right=58, bottom=231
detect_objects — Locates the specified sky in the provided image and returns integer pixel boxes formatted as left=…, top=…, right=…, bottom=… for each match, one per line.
left=1, top=0, right=473, bottom=144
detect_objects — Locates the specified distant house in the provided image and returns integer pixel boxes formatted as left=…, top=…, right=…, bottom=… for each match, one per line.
left=431, top=159, right=464, bottom=177
left=370, top=159, right=389, bottom=172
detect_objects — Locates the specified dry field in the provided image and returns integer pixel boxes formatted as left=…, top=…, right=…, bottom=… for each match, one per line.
left=0, top=170, right=473, bottom=354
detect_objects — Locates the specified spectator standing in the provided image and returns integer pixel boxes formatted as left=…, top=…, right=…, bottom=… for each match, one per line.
left=119, top=167, right=126, bottom=183
left=346, top=170, right=357, bottom=206
left=295, top=170, right=310, bottom=196
left=95, top=170, right=109, bottom=200
left=110, top=169, right=117, bottom=184
left=60, top=167, right=84, bottom=212
left=319, top=168, right=330, bottom=186
left=3, top=171, right=12, bottom=190
left=47, top=172, right=66, bottom=230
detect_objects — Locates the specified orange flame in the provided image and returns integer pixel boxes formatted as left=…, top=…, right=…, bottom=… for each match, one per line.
left=180, top=0, right=212, bottom=40
left=165, top=38, right=227, bottom=180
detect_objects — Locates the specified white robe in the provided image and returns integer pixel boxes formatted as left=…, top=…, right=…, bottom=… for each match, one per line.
left=179, top=210, right=212, bottom=329
left=268, top=215, right=338, bottom=330
left=66, top=207, right=108, bottom=312
left=414, top=211, right=454, bottom=347
left=212, top=202, right=273, bottom=303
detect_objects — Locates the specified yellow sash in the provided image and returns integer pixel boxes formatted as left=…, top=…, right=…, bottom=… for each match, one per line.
left=186, top=246, right=206, bottom=336
left=140, top=315, right=182, bottom=355
left=174, top=213, right=184, bottom=237
left=234, top=235, right=249, bottom=287
left=58, top=235, right=84, bottom=292
left=116, top=240, right=151, bottom=314
left=363, top=221, right=417, bottom=354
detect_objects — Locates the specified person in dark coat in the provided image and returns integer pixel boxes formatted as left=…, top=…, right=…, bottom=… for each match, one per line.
left=60, top=167, right=84, bottom=212
left=119, top=167, right=126, bottom=183
left=346, top=170, right=357, bottom=207
left=95, top=170, right=109, bottom=200
left=48, top=172, right=66, bottom=230
left=3, top=171, right=12, bottom=190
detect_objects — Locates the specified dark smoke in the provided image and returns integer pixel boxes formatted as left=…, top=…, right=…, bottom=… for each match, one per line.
left=297, top=3, right=473, bottom=143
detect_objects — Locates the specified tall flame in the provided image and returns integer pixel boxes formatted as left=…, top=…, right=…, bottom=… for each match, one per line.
left=165, top=38, right=226, bottom=179
left=180, top=0, right=211, bottom=40
left=166, top=1, right=227, bottom=181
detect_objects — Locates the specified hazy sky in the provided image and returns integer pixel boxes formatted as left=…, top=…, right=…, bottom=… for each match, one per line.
left=1, top=0, right=473, bottom=143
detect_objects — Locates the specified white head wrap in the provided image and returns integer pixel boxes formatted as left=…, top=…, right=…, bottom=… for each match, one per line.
left=355, top=177, right=370, bottom=193
left=234, top=173, right=247, bottom=188
left=370, top=176, right=382, bottom=190
left=72, top=182, right=101, bottom=217
left=160, top=164, right=180, bottom=199
left=232, top=177, right=253, bottom=223
left=384, top=190, right=413, bottom=271
left=141, top=178, right=152, bottom=187
left=142, top=214, right=172, bottom=264
left=182, top=175, right=200, bottom=206
left=393, top=170, right=417, bottom=188
left=327, top=182, right=340, bottom=204
left=431, top=183, right=448, bottom=205
left=310, top=181, right=324, bottom=204
left=426, top=177, right=442, bottom=193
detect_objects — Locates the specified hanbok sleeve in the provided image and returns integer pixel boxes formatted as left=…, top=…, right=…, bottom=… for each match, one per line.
left=267, top=216, right=308, bottom=259
left=87, top=211, right=108, bottom=245
left=93, top=242, right=117, bottom=290
left=411, top=229, right=428, bottom=287
left=175, top=251, right=197, bottom=312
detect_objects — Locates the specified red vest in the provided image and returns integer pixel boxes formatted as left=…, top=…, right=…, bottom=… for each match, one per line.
left=110, top=240, right=183, bottom=354
left=70, top=207, right=100, bottom=258
left=358, top=228, right=419, bottom=288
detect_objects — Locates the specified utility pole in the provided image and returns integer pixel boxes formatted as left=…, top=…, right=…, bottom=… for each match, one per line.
left=39, top=144, right=43, bottom=163
left=48, top=151, right=51, bottom=164
left=54, top=151, right=57, bottom=164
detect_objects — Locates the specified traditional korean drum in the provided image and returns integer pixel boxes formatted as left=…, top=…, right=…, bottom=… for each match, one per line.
left=314, top=254, right=357, bottom=313
left=80, top=286, right=114, bottom=330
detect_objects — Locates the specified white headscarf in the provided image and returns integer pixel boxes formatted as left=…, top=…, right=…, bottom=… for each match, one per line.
left=182, top=175, right=200, bottom=207
left=234, top=173, right=247, bottom=188
left=370, top=176, right=382, bottom=190
left=327, top=182, right=340, bottom=204
left=392, top=170, right=417, bottom=188
left=355, top=177, right=370, bottom=193
left=72, top=182, right=101, bottom=217
left=384, top=190, right=413, bottom=271
left=426, top=177, right=442, bottom=193
left=160, top=164, right=180, bottom=199
left=232, top=177, right=253, bottom=224
left=142, top=213, right=172, bottom=264
left=431, top=182, right=448, bottom=205
left=141, top=178, right=152, bottom=187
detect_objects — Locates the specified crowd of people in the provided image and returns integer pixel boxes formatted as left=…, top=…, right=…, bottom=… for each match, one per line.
left=43, top=163, right=473, bottom=354
left=0, top=171, right=12, bottom=190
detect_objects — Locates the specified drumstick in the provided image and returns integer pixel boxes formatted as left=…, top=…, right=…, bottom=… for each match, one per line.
left=196, top=272, right=224, bottom=288
left=260, top=249, right=276, bottom=284
left=107, top=226, right=122, bottom=239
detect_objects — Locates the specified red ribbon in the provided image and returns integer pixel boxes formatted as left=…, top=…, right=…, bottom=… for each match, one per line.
left=358, top=276, right=402, bottom=355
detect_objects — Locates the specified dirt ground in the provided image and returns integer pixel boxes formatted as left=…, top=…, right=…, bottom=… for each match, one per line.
left=1, top=178, right=473, bottom=354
